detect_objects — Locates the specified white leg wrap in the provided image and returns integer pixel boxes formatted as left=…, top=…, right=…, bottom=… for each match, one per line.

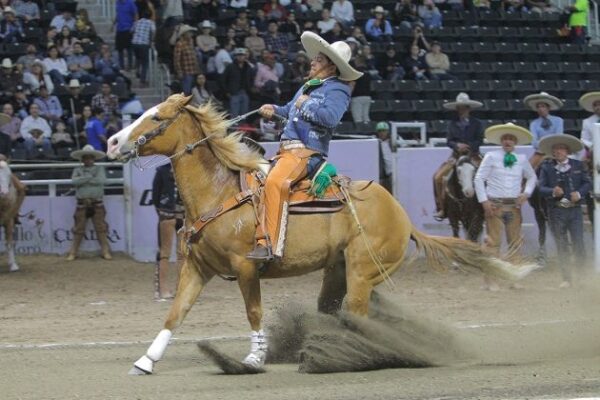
left=146, top=329, right=172, bottom=361
left=7, top=243, right=18, bottom=272
left=243, top=330, right=267, bottom=368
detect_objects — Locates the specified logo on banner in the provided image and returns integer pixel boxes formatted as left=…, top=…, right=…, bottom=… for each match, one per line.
left=0, top=209, right=47, bottom=254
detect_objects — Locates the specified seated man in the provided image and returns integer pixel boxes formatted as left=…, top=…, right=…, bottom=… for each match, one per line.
left=433, top=92, right=484, bottom=220
left=247, top=31, right=363, bottom=261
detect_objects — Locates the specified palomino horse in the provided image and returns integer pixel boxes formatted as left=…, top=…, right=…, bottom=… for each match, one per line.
left=444, top=155, right=484, bottom=242
left=0, top=161, right=20, bottom=272
left=107, top=95, right=537, bottom=375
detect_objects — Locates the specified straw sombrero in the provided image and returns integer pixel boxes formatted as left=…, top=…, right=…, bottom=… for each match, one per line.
left=485, top=123, right=533, bottom=145
left=442, top=92, right=483, bottom=110
left=523, top=92, right=563, bottom=111
left=578, top=92, right=600, bottom=113
left=538, top=134, right=583, bottom=155
left=176, top=24, right=196, bottom=40
left=71, top=144, right=105, bottom=161
left=300, top=31, right=363, bottom=81
left=0, top=112, right=10, bottom=126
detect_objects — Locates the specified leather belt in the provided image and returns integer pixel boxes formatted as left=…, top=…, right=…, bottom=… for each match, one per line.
left=489, top=197, right=518, bottom=205
left=281, top=140, right=306, bottom=151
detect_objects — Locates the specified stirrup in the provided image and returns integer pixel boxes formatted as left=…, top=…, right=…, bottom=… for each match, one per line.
left=433, top=211, right=446, bottom=221
left=246, top=244, right=274, bottom=261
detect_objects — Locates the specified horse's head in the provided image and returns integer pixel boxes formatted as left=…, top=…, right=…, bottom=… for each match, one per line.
left=0, top=160, right=12, bottom=197
left=107, top=94, right=193, bottom=161
left=455, top=155, right=476, bottom=198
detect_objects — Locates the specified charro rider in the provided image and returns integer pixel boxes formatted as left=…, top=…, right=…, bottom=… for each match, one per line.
left=246, top=31, right=363, bottom=261
left=432, top=92, right=484, bottom=221
left=524, top=91, right=564, bottom=169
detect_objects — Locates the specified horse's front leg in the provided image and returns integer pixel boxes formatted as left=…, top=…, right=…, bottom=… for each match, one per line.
left=237, top=260, right=267, bottom=368
left=5, top=222, right=18, bottom=272
left=130, top=258, right=213, bottom=375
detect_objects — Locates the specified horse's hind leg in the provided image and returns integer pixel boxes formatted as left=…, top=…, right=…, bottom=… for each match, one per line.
left=5, top=221, right=18, bottom=272
left=130, top=259, right=212, bottom=375
left=318, top=259, right=347, bottom=314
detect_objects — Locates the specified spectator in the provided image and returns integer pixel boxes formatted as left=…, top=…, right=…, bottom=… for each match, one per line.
left=51, top=120, right=73, bottom=148
left=131, top=9, right=156, bottom=86
left=0, top=7, right=25, bottom=44
left=152, top=162, right=184, bottom=300
left=11, top=85, right=30, bottom=119
left=165, top=80, right=183, bottom=96
left=376, top=121, right=393, bottom=193
left=418, top=0, right=442, bottom=28
left=526, top=0, right=558, bottom=13
left=263, top=0, right=287, bottom=21
left=538, top=135, right=590, bottom=288
left=411, top=25, right=431, bottom=55
left=135, top=0, right=156, bottom=21
left=20, top=103, right=52, bottom=157
left=50, top=10, right=76, bottom=31
left=33, top=86, right=63, bottom=124
left=114, top=0, right=138, bottom=70
left=524, top=92, right=564, bottom=168
left=474, top=124, right=536, bottom=290
left=394, top=0, right=420, bottom=30
left=365, top=5, right=393, bottom=42
left=0, top=103, right=23, bottom=148
left=94, top=47, right=123, bottom=84
left=357, top=44, right=382, bottom=79
left=191, top=73, right=214, bottom=105
left=230, top=0, right=249, bottom=9
left=173, top=24, right=201, bottom=95
left=0, top=117, right=11, bottom=157
left=253, top=9, right=269, bottom=33
left=317, top=8, right=336, bottom=35
left=306, top=0, right=325, bottom=11
left=196, top=20, right=218, bottom=60
left=62, top=79, right=89, bottom=126
left=67, top=145, right=112, bottom=261
left=264, top=20, right=289, bottom=56
left=43, top=45, right=69, bottom=86
left=210, top=39, right=233, bottom=76
left=12, top=0, right=40, bottom=26
left=67, top=42, right=94, bottom=83
left=231, top=9, right=251, bottom=38
left=349, top=26, right=369, bottom=46
left=121, top=93, right=145, bottom=117
left=85, top=107, right=107, bottom=151
left=349, top=58, right=372, bottom=123
left=567, top=0, right=588, bottom=44
left=578, top=91, right=600, bottom=152
left=162, top=0, right=183, bottom=28
left=433, top=93, right=484, bottom=220
left=23, top=59, right=54, bottom=94
left=56, top=26, right=78, bottom=56
left=75, top=9, right=98, bottom=41
left=425, top=41, right=454, bottom=80
left=189, top=0, right=218, bottom=23
left=105, top=110, right=122, bottom=138
left=76, top=105, right=93, bottom=144
left=505, top=0, right=528, bottom=12
left=331, top=0, right=355, bottom=28
left=377, top=44, right=405, bottom=81
left=91, top=82, right=120, bottom=118
left=244, top=25, right=266, bottom=61
left=254, top=51, right=280, bottom=103
left=16, top=43, right=39, bottom=73
left=45, top=26, right=58, bottom=47
left=0, top=58, right=23, bottom=103
left=289, top=50, right=310, bottom=83
left=225, top=26, right=241, bottom=48
left=279, top=11, right=302, bottom=42
left=221, top=47, right=254, bottom=117
left=403, top=44, right=429, bottom=80
left=324, top=22, right=345, bottom=43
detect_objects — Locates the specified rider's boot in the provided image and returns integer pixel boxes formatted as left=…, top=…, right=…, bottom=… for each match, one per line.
left=433, top=209, right=446, bottom=221
left=67, top=233, right=83, bottom=261
left=98, top=234, right=113, bottom=260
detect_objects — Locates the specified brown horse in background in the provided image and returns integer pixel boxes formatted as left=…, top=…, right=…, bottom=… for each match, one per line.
left=0, top=160, right=20, bottom=272
left=107, top=94, right=538, bottom=375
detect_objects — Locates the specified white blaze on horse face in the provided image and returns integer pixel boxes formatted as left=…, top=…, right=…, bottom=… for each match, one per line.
left=457, top=162, right=476, bottom=198
left=0, top=161, right=11, bottom=196
left=107, top=106, right=160, bottom=159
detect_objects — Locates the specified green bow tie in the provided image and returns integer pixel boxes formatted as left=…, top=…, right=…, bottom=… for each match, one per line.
left=504, top=152, right=517, bottom=168
left=302, top=78, right=324, bottom=94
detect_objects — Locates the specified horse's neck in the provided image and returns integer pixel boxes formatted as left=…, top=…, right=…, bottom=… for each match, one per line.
left=171, top=147, right=239, bottom=222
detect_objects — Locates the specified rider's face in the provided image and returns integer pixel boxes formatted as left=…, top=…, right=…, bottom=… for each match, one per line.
left=309, top=53, right=336, bottom=79
left=552, top=144, right=569, bottom=162
left=501, top=134, right=517, bottom=152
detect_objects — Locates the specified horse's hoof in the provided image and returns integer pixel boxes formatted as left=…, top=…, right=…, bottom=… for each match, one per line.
left=128, top=366, right=151, bottom=376
left=242, top=350, right=266, bottom=369
left=129, top=355, right=153, bottom=375
left=9, top=264, right=19, bottom=272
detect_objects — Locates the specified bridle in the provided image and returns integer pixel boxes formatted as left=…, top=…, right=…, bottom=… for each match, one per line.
left=446, top=155, right=476, bottom=203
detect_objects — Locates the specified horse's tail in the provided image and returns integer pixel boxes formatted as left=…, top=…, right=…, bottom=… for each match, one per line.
left=409, top=226, right=539, bottom=281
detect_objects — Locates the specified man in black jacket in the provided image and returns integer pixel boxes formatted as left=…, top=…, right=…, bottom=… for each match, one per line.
left=433, top=92, right=484, bottom=220
left=538, top=134, right=591, bottom=288
left=221, top=47, right=255, bottom=117
left=152, top=162, right=184, bottom=300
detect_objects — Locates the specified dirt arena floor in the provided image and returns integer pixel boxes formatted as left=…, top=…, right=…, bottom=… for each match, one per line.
left=1, top=253, right=600, bottom=400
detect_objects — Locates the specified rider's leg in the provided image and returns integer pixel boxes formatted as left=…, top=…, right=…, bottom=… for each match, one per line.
left=92, top=204, right=112, bottom=260
left=67, top=206, right=87, bottom=260
left=433, top=159, right=454, bottom=218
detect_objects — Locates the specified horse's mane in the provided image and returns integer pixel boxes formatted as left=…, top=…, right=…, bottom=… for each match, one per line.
left=183, top=101, right=264, bottom=172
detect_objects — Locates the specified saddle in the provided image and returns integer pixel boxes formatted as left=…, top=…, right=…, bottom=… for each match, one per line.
left=182, top=166, right=350, bottom=243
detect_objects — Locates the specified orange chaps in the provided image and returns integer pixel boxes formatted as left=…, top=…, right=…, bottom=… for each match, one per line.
left=256, top=147, right=315, bottom=257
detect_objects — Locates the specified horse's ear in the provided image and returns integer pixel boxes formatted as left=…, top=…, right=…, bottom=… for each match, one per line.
left=175, top=94, right=193, bottom=110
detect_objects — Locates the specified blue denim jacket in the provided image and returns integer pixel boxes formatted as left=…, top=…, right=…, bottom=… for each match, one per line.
left=274, top=77, right=351, bottom=156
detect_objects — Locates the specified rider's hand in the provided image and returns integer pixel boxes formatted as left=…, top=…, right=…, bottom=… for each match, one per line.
left=295, top=94, right=310, bottom=109
left=482, top=200, right=495, bottom=217
left=552, top=186, right=564, bottom=198
left=516, top=193, right=528, bottom=208
left=570, top=191, right=581, bottom=202
left=258, top=104, right=275, bottom=119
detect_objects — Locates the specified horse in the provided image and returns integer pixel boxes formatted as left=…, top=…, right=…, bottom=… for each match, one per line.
left=444, top=155, right=484, bottom=242
left=106, top=94, right=538, bottom=375
left=0, top=160, right=20, bottom=272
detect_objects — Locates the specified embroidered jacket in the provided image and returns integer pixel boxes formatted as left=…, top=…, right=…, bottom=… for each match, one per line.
left=274, top=77, right=351, bottom=156
left=538, top=158, right=591, bottom=205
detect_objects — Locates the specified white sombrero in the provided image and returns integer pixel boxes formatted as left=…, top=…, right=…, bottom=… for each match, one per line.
left=176, top=24, right=197, bottom=40
left=485, top=122, right=532, bottom=145
left=300, top=31, right=363, bottom=81
left=523, top=92, right=563, bottom=111
left=442, top=92, right=483, bottom=110
left=71, top=144, right=106, bottom=161
left=578, top=92, right=600, bottom=113
left=538, top=134, right=583, bottom=155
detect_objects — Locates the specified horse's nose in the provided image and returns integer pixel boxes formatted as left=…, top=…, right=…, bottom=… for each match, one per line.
left=464, top=189, right=475, bottom=198
left=107, top=137, right=121, bottom=159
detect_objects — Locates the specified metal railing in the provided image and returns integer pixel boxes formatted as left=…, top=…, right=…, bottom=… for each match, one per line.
left=97, top=0, right=114, bottom=21
left=158, top=63, right=171, bottom=100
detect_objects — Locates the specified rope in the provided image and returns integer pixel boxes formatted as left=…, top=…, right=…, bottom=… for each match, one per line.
left=338, top=185, right=397, bottom=291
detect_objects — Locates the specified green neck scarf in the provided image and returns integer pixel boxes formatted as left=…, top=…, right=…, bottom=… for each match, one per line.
left=504, top=152, right=517, bottom=168
left=302, top=78, right=324, bottom=94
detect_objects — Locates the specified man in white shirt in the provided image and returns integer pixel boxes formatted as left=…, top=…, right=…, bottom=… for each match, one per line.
left=578, top=91, right=600, bottom=152
left=19, top=103, right=52, bottom=158
left=317, top=8, right=336, bottom=34
left=474, top=123, right=537, bottom=263
left=331, top=0, right=355, bottom=28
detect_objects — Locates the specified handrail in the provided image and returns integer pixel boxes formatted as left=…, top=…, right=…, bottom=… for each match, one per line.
left=10, top=162, right=123, bottom=169
left=591, top=0, right=599, bottom=42
left=159, top=63, right=171, bottom=100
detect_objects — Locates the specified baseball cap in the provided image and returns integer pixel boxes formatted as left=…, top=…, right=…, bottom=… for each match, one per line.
left=376, top=121, right=390, bottom=131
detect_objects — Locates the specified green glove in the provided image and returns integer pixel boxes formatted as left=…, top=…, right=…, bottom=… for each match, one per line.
left=309, top=163, right=337, bottom=198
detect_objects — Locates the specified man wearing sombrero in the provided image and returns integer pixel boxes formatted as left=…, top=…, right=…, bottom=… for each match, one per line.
left=538, top=134, right=591, bottom=288
left=432, top=92, right=484, bottom=221
left=524, top=92, right=564, bottom=169
left=578, top=91, right=600, bottom=152
left=474, top=123, right=537, bottom=277
left=247, top=31, right=362, bottom=260
left=66, top=145, right=112, bottom=261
